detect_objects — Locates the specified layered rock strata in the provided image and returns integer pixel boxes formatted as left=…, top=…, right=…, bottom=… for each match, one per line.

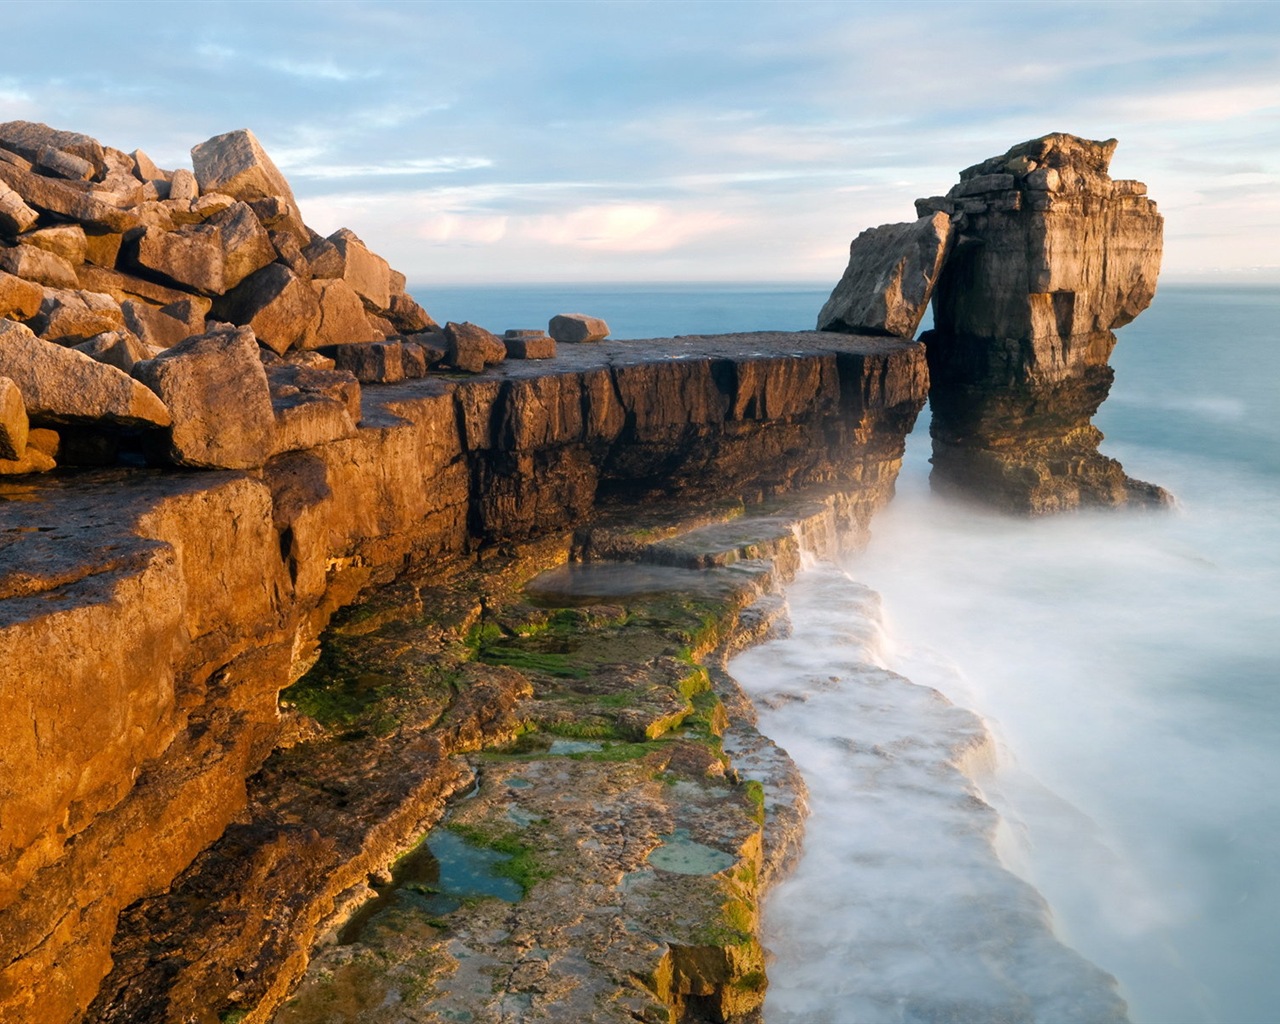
left=818, top=132, right=1169, bottom=512
left=0, top=330, right=927, bottom=1024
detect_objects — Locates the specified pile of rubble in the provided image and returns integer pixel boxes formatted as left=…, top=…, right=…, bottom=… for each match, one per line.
left=0, top=121, right=611, bottom=476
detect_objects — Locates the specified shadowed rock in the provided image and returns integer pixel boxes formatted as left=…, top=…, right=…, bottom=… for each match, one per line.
left=213, top=263, right=319, bottom=355
left=817, top=212, right=952, bottom=337
left=0, top=271, right=42, bottom=320
left=132, top=325, right=275, bottom=468
left=0, top=375, right=27, bottom=459
left=0, top=318, right=170, bottom=428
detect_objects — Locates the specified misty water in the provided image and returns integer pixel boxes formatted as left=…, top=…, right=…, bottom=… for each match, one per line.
left=425, top=282, right=1278, bottom=1021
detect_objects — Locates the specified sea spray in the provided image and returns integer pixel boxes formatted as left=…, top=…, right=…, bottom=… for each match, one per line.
left=729, top=562, right=1127, bottom=1023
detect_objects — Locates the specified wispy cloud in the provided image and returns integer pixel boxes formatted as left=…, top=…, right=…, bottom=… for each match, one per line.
left=289, top=156, right=494, bottom=180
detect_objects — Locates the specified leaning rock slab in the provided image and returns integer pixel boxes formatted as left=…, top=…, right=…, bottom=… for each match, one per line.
left=132, top=325, right=275, bottom=468
left=309, top=277, right=380, bottom=347
left=0, top=318, right=170, bottom=428
left=817, top=212, right=952, bottom=338
left=213, top=262, right=319, bottom=355
left=325, top=228, right=391, bottom=311
left=190, top=129, right=308, bottom=242
left=549, top=313, right=609, bottom=343
left=209, top=201, right=275, bottom=290
left=0, top=375, right=28, bottom=459
left=0, top=181, right=38, bottom=235
left=0, top=121, right=106, bottom=177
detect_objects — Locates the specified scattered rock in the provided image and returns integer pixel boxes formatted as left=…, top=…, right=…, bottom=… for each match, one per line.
left=0, top=161, right=140, bottom=233
left=132, top=324, right=275, bottom=468
left=549, top=313, right=609, bottom=343
left=387, top=292, right=437, bottom=333
left=0, top=318, right=170, bottom=428
left=0, top=375, right=28, bottom=459
left=445, top=321, right=506, bottom=373
left=503, top=329, right=557, bottom=360
left=817, top=212, right=952, bottom=338
left=213, top=262, right=320, bottom=355
left=0, top=270, right=43, bottom=320
left=35, top=146, right=95, bottom=182
left=0, top=244, right=79, bottom=289
left=168, top=168, right=199, bottom=203
left=121, top=299, right=198, bottom=351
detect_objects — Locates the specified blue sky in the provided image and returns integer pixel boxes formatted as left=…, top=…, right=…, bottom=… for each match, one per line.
left=3, top=1, right=1277, bottom=284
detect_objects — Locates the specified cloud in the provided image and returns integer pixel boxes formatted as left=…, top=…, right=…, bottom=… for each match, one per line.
left=289, top=156, right=494, bottom=180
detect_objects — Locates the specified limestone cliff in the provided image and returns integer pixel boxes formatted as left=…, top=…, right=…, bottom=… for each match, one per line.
left=0, top=331, right=927, bottom=1024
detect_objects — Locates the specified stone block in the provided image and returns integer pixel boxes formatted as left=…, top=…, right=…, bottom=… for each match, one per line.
left=269, top=229, right=309, bottom=279
left=314, top=340, right=405, bottom=383
left=190, top=129, right=307, bottom=241
left=0, top=162, right=140, bottom=233
left=127, top=223, right=225, bottom=295
left=76, top=265, right=213, bottom=315
left=817, top=212, right=952, bottom=338
left=267, top=363, right=361, bottom=454
left=169, top=168, right=199, bottom=202
left=0, top=244, right=79, bottom=288
left=400, top=341, right=428, bottom=378
left=20, top=224, right=87, bottom=265
left=35, top=146, right=94, bottom=182
left=444, top=321, right=505, bottom=372
left=121, top=300, right=194, bottom=350
left=0, top=270, right=43, bottom=320
left=0, top=181, right=38, bottom=235
left=131, top=149, right=168, bottom=183
left=0, top=375, right=28, bottom=459
left=82, top=228, right=123, bottom=268
left=0, top=121, right=105, bottom=177
left=386, top=291, right=437, bottom=333
left=33, top=288, right=125, bottom=343
left=302, top=236, right=342, bottom=279
left=548, top=313, right=609, bottom=343
left=208, top=201, right=275, bottom=290
left=0, top=318, right=170, bottom=428
left=73, top=330, right=150, bottom=373
left=327, top=228, right=391, bottom=311
left=132, top=324, right=275, bottom=468
left=213, top=263, right=320, bottom=355
left=503, top=332, right=556, bottom=359
left=309, top=277, right=380, bottom=347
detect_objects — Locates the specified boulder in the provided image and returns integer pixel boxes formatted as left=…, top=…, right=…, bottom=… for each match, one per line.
left=127, top=223, right=225, bottom=295
left=445, top=321, right=506, bottom=373
left=121, top=299, right=198, bottom=350
left=314, top=340, right=405, bottom=383
left=326, top=228, right=391, bottom=310
left=267, top=363, right=361, bottom=454
left=248, top=196, right=296, bottom=230
left=0, top=425, right=56, bottom=475
left=0, top=181, right=38, bottom=235
left=0, top=244, right=79, bottom=289
left=208, top=202, right=275, bottom=290
left=32, top=288, right=125, bottom=343
left=35, top=146, right=95, bottom=182
left=0, top=271, right=43, bottom=320
left=190, top=129, right=307, bottom=241
left=82, top=228, right=122, bottom=268
left=73, top=330, right=150, bottom=373
left=549, top=313, right=609, bottom=344
left=0, top=162, right=140, bottom=233
left=309, top=278, right=380, bottom=347
left=302, top=235, right=343, bottom=279
left=503, top=330, right=556, bottom=360
left=131, top=149, right=168, bottom=184
left=20, top=224, right=88, bottom=265
left=0, top=318, right=170, bottom=428
left=400, top=340, right=428, bottom=378
left=131, top=324, right=275, bottom=468
left=269, top=229, right=310, bottom=279
left=0, top=121, right=106, bottom=177
left=213, top=262, right=320, bottom=355
left=0, top=375, right=28, bottom=459
left=386, top=292, right=437, bottom=333
left=169, top=168, right=199, bottom=202
left=816, top=212, right=952, bottom=338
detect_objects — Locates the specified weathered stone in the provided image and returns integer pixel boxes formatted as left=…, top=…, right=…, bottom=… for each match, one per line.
left=127, top=223, right=225, bottom=295
left=169, top=168, right=198, bottom=202
left=366, top=312, right=394, bottom=337
left=817, top=212, right=952, bottom=338
left=121, top=299, right=196, bottom=350
left=73, top=330, right=150, bottom=373
left=76, top=265, right=214, bottom=316
left=386, top=292, right=437, bottom=334
left=269, top=229, right=309, bottom=279
left=445, top=321, right=506, bottom=373
left=267, top=363, right=361, bottom=454
left=0, top=162, right=140, bottom=233
left=301, top=236, right=342, bottom=279
left=0, top=181, right=38, bottom=235
left=0, top=121, right=106, bottom=177
left=0, top=244, right=79, bottom=289
left=308, top=277, right=379, bottom=347
left=948, top=172, right=1015, bottom=198
left=35, top=146, right=94, bottom=182
left=190, top=129, right=307, bottom=241
left=327, top=228, right=391, bottom=311
left=213, top=263, right=320, bottom=355
left=131, top=149, right=168, bottom=183
left=81, top=228, right=122, bottom=268
left=0, top=270, right=43, bottom=320
left=504, top=333, right=557, bottom=359
left=0, top=424, right=56, bottom=474
left=0, top=318, right=170, bottom=428
left=33, top=288, right=125, bottom=343
left=549, top=313, right=609, bottom=343
left=314, top=340, right=405, bottom=383
left=20, top=224, right=87, bottom=266
left=400, top=340, right=428, bottom=378
left=407, top=330, right=446, bottom=367
left=132, top=324, right=275, bottom=468
left=208, top=202, right=275, bottom=290
left=247, top=195, right=295, bottom=229
left=929, top=133, right=1163, bottom=365
left=0, top=375, right=28, bottom=459
left=0, top=147, right=30, bottom=171
left=191, top=193, right=236, bottom=221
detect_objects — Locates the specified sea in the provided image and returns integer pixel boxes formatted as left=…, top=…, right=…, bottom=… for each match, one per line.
left=414, top=282, right=1280, bottom=1024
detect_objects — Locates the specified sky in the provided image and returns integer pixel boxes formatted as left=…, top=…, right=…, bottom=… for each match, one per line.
left=2, top=0, right=1277, bottom=285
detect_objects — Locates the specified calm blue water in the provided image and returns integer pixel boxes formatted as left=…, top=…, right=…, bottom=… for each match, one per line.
left=412, top=282, right=1280, bottom=1023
